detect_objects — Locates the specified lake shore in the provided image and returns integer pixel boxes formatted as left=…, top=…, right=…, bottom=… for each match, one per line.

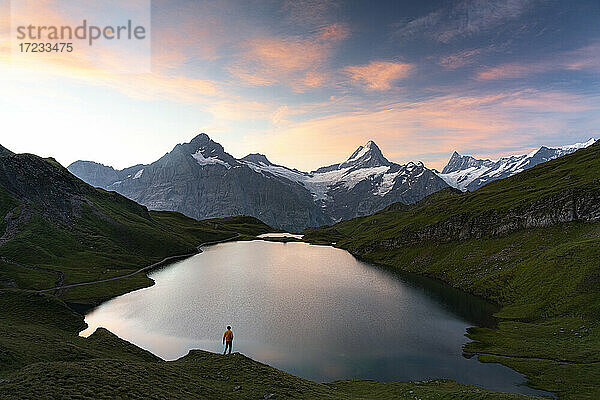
left=75, top=237, right=552, bottom=398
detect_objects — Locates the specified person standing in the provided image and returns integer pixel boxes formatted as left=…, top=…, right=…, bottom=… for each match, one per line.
left=223, top=326, right=234, bottom=355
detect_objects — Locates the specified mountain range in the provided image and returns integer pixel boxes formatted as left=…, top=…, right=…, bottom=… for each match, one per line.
left=436, top=138, right=596, bottom=191
left=68, top=134, right=447, bottom=231
left=68, top=134, right=596, bottom=231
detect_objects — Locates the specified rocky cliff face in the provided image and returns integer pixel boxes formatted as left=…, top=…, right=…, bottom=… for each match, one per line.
left=68, top=134, right=447, bottom=231
left=66, top=161, right=121, bottom=189
left=367, top=188, right=600, bottom=254
left=70, top=134, right=329, bottom=232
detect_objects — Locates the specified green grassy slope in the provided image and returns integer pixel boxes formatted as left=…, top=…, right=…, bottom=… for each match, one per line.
left=304, top=143, right=600, bottom=399
left=0, top=290, right=541, bottom=400
left=0, top=151, right=272, bottom=306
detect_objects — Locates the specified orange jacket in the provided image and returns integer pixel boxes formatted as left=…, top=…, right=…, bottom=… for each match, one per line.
left=223, top=329, right=233, bottom=342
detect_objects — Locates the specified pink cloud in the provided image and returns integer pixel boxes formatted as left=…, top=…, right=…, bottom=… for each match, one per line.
left=476, top=63, right=544, bottom=80
left=227, top=23, right=348, bottom=92
left=343, top=61, right=413, bottom=90
left=227, top=36, right=327, bottom=88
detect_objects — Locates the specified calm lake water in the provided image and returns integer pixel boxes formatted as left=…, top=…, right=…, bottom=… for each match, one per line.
left=82, top=239, right=549, bottom=396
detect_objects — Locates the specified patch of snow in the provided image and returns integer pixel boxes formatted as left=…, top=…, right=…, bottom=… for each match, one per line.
left=241, top=160, right=308, bottom=184
left=303, top=166, right=390, bottom=200
left=557, top=138, right=596, bottom=151
left=374, top=170, right=402, bottom=196
left=192, top=149, right=231, bottom=168
left=437, top=165, right=491, bottom=191
left=133, top=169, right=144, bottom=179
left=339, top=144, right=372, bottom=168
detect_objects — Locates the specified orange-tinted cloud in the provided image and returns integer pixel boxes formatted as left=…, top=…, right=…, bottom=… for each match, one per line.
left=228, top=36, right=327, bottom=89
left=300, top=71, right=328, bottom=89
left=227, top=22, right=348, bottom=92
left=0, top=0, right=229, bottom=104
left=343, top=61, right=413, bottom=90
left=476, top=63, right=540, bottom=80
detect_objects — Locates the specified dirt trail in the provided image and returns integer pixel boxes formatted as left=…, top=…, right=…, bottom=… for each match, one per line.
left=37, top=233, right=242, bottom=293
left=0, top=256, right=65, bottom=293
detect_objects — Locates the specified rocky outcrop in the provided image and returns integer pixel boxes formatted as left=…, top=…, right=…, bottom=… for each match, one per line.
left=441, top=151, right=493, bottom=174
left=355, top=188, right=600, bottom=255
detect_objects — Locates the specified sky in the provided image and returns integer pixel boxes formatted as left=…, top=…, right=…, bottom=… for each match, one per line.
left=0, top=0, right=599, bottom=171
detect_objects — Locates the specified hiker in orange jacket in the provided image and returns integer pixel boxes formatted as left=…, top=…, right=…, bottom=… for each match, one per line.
left=223, top=326, right=234, bottom=354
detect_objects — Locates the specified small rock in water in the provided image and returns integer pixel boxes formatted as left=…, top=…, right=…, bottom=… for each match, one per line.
left=233, top=385, right=242, bottom=391
left=264, top=394, right=275, bottom=399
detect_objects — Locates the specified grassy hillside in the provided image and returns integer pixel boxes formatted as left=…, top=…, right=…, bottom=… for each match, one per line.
left=304, top=142, right=600, bottom=399
left=0, top=151, right=272, bottom=306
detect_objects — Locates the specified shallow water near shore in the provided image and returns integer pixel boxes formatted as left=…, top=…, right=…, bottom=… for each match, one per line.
left=82, top=239, right=551, bottom=397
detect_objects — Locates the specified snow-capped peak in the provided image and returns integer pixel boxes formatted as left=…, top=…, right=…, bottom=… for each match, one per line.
left=338, top=140, right=391, bottom=170
left=557, top=138, right=596, bottom=151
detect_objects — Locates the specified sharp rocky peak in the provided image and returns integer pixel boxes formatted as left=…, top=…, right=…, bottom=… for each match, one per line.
left=338, top=140, right=391, bottom=169
left=441, top=151, right=492, bottom=174
left=160, top=133, right=239, bottom=168
left=182, top=133, right=227, bottom=156
left=187, top=133, right=220, bottom=151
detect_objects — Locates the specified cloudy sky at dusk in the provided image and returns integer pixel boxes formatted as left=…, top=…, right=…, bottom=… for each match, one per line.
left=1, top=0, right=599, bottom=170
